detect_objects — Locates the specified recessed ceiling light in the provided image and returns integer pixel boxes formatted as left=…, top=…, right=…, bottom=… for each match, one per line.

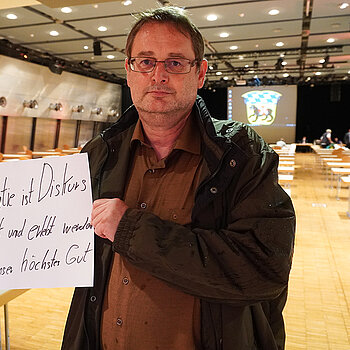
left=315, top=71, right=321, bottom=76
left=83, top=45, right=89, bottom=50
left=30, top=33, right=34, bottom=37
left=244, top=64, right=249, bottom=68
left=93, top=4, right=99, bottom=8
left=61, top=7, right=72, bottom=13
left=6, top=13, right=18, bottom=20
left=282, top=61, right=287, bottom=66
left=216, top=71, right=222, bottom=76
left=280, top=53, right=285, bottom=57
left=268, top=9, right=280, bottom=15
left=122, top=0, right=132, bottom=5
left=348, top=70, right=350, bottom=74
left=276, top=41, right=284, bottom=47
left=248, top=70, right=255, bottom=74
left=223, top=76, right=229, bottom=80
left=327, top=38, right=335, bottom=43
left=339, top=2, right=349, bottom=9
left=319, top=58, right=325, bottom=63
left=220, top=32, right=229, bottom=38
left=238, top=55, right=244, bottom=60
left=239, top=13, right=245, bottom=17
left=283, top=73, right=289, bottom=77
left=206, top=14, right=218, bottom=21
left=107, top=54, right=115, bottom=59
left=98, top=26, right=107, bottom=32
left=49, top=30, right=59, bottom=36
left=229, top=45, right=238, bottom=50
left=255, top=44, right=259, bottom=48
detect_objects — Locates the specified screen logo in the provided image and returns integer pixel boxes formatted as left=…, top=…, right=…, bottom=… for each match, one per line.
left=241, top=90, right=282, bottom=125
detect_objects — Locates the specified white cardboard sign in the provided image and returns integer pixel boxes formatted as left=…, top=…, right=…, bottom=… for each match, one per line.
left=0, top=153, right=94, bottom=289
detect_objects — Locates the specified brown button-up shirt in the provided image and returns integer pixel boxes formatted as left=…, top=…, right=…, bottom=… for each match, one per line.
left=101, top=113, right=204, bottom=350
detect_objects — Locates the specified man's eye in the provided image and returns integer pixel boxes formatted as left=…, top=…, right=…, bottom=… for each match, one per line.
left=168, top=60, right=183, bottom=67
left=139, top=59, right=154, bottom=66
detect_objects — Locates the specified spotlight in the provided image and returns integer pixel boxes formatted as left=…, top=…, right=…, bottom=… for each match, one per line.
left=72, top=105, right=84, bottom=113
left=0, top=96, right=7, bottom=107
left=48, top=61, right=64, bottom=75
left=23, top=100, right=38, bottom=109
left=93, top=40, right=102, bottom=56
left=49, top=103, right=63, bottom=111
left=107, top=106, right=119, bottom=117
left=91, top=107, right=103, bottom=115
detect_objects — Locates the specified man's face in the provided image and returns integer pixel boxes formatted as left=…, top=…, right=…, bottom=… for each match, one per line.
left=125, top=22, right=207, bottom=129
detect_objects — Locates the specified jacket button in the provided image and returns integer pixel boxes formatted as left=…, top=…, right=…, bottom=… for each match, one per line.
left=116, top=318, right=123, bottom=326
left=229, top=159, right=236, bottom=167
left=210, top=187, right=218, bottom=194
left=90, top=296, right=97, bottom=302
left=140, top=202, right=147, bottom=209
left=122, top=277, right=129, bottom=285
left=226, top=128, right=233, bottom=133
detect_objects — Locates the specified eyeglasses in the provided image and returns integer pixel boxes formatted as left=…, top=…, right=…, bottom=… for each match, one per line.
left=128, top=57, right=198, bottom=74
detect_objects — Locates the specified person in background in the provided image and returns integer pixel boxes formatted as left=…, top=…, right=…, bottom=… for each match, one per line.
left=344, top=128, right=350, bottom=149
left=61, top=6, right=295, bottom=350
left=320, top=129, right=333, bottom=148
left=276, top=137, right=287, bottom=148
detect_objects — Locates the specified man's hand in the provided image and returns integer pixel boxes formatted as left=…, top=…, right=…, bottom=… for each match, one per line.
left=91, top=198, right=129, bottom=242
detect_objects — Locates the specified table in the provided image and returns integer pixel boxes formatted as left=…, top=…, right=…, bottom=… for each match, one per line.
left=331, top=168, right=350, bottom=200
left=278, top=174, right=293, bottom=188
left=278, top=166, right=294, bottom=174
left=0, top=289, right=29, bottom=350
left=295, top=143, right=313, bottom=152
left=341, top=176, right=350, bottom=218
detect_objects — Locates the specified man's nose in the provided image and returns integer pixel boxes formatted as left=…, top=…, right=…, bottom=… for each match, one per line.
left=151, top=61, right=169, bottom=83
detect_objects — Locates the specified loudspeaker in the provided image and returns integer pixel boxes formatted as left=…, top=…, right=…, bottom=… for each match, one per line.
left=93, top=40, right=102, bottom=56
left=330, top=83, right=341, bottom=102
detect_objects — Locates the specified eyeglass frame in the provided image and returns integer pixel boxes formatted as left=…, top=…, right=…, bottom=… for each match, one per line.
left=127, top=56, right=200, bottom=74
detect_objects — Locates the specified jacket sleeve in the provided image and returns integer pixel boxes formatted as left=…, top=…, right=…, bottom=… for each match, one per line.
left=112, top=140, right=295, bottom=307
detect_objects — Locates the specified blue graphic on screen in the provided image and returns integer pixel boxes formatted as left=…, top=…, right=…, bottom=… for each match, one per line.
left=241, top=90, right=282, bottom=125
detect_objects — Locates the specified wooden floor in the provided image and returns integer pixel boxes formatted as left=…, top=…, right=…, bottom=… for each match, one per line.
left=1, top=152, right=350, bottom=349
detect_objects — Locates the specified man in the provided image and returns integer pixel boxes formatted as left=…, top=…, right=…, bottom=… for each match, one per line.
left=62, top=6, right=295, bottom=350
left=320, top=128, right=333, bottom=148
left=344, top=128, right=350, bottom=148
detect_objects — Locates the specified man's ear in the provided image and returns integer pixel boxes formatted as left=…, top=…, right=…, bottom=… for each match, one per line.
left=197, top=59, right=208, bottom=89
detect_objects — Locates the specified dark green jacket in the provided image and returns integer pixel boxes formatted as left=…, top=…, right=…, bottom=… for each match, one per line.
left=62, top=96, right=295, bottom=350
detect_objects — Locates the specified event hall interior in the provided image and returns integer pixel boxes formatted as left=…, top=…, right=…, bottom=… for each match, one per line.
left=0, top=0, right=350, bottom=349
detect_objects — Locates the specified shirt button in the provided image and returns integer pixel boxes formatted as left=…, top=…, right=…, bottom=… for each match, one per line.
left=122, top=277, right=129, bottom=285
left=210, top=187, right=218, bottom=194
left=90, top=296, right=97, bottom=302
left=116, top=318, right=123, bottom=326
left=140, top=202, right=147, bottom=209
left=229, top=159, right=236, bottom=168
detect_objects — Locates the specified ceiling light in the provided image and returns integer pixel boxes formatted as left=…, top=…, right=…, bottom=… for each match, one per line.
left=122, top=0, right=132, bottom=5
left=244, top=64, right=249, bottom=68
left=49, top=30, right=59, bottom=36
left=268, top=9, right=280, bottom=15
left=319, top=58, right=325, bottom=63
left=281, top=61, right=287, bottom=66
left=98, top=26, right=107, bottom=32
left=206, top=14, right=218, bottom=21
left=93, top=4, right=99, bottom=8
left=220, top=32, right=229, bottom=38
left=30, top=33, right=34, bottom=37
left=238, top=55, right=244, bottom=60
left=327, top=38, right=335, bottom=43
left=216, top=71, right=223, bottom=76
left=276, top=41, right=284, bottom=47
left=6, top=13, right=18, bottom=20
left=248, top=70, right=255, bottom=74
left=61, top=7, right=72, bottom=13
left=49, top=103, right=63, bottom=111
left=107, top=54, right=115, bottom=59
left=23, top=100, right=38, bottom=109
left=239, top=13, right=245, bottom=17
left=273, top=28, right=282, bottom=33
left=315, top=72, right=321, bottom=76
left=83, top=45, right=89, bottom=50
left=0, top=97, right=7, bottom=107
left=229, top=45, right=238, bottom=50
left=339, top=2, right=349, bottom=9
left=348, top=70, right=350, bottom=74
left=72, top=105, right=84, bottom=113
left=92, top=107, right=103, bottom=115
left=223, top=76, right=229, bottom=80
left=283, top=73, right=289, bottom=77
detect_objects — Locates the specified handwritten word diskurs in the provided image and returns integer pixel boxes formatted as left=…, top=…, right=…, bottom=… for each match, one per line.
left=37, top=162, right=87, bottom=203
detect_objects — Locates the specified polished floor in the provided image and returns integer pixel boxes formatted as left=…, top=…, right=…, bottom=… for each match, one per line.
left=1, top=152, right=350, bottom=349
